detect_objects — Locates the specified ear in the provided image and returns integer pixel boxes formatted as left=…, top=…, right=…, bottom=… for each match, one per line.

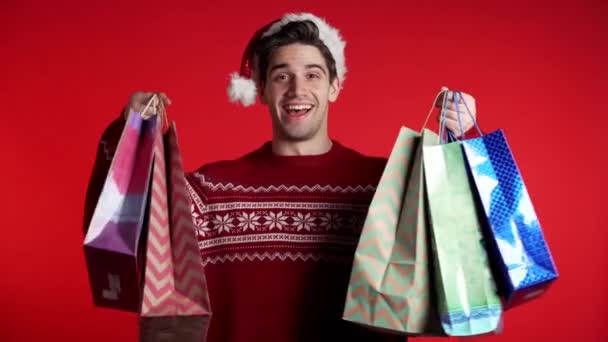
left=328, top=78, right=341, bottom=102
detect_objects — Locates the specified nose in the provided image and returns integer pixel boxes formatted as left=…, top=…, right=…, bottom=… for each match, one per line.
left=287, top=75, right=306, bottom=97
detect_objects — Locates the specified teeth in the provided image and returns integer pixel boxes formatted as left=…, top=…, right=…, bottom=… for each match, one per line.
left=285, top=104, right=312, bottom=111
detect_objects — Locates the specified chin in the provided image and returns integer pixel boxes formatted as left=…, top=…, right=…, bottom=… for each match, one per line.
left=280, top=129, right=317, bottom=142
left=283, top=133, right=314, bottom=142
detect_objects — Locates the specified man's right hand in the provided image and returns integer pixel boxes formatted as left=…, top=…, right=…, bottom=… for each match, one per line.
left=124, top=91, right=172, bottom=120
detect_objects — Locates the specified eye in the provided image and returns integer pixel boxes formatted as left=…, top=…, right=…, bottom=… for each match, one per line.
left=306, top=73, right=321, bottom=80
left=273, top=73, right=289, bottom=82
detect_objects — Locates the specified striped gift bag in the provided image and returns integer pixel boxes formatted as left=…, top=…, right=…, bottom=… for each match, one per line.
left=139, top=120, right=211, bottom=342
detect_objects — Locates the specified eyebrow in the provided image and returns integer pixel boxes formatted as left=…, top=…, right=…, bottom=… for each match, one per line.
left=268, top=63, right=327, bottom=75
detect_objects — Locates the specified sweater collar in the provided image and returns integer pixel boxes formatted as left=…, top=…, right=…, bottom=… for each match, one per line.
left=257, top=139, right=344, bottom=167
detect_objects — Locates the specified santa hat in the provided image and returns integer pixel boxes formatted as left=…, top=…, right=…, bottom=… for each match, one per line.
left=227, top=12, right=347, bottom=106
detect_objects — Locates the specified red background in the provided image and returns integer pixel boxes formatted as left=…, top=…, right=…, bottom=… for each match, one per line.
left=2, top=0, right=606, bottom=340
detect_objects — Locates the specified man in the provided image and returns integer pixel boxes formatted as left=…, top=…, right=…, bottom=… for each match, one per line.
left=93, top=12, right=477, bottom=342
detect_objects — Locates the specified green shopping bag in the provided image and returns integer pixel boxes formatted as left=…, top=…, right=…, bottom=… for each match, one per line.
left=422, top=109, right=503, bottom=336
left=343, top=126, right=442, bottom=335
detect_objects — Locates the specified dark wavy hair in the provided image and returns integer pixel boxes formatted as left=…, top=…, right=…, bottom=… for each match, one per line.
left=254, top=20, right=338, bottom=86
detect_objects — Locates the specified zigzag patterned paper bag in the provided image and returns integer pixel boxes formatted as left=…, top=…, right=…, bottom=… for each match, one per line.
left=343, top=127, right=442, bottom=335
left=139, top=122, right=211, bottom=342
left=461, top=130, right=558, bottom=308
left=84, top=112, right=157, bottom=312
left=423, top=135, right=502, bottom=336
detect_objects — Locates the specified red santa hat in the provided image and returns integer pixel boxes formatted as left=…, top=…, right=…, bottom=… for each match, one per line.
left=227, top=12, right=347, bottom=106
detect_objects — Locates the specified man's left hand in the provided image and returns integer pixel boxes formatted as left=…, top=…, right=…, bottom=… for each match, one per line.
left=435, top=90, right=477, bottom=136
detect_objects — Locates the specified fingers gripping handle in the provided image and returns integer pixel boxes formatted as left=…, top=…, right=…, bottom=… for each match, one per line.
left=138, top=93, right=170, bottom=133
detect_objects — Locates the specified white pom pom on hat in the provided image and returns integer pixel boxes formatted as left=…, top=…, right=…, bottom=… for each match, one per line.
left=227, top=72, right=258, bottom=107
left=226, top=12, right=347, bottom=107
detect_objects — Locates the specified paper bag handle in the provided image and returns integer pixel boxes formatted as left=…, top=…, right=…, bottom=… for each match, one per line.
left=140, top=93, right=170, bottom=133
left=438, top=88, right=483, bottom=143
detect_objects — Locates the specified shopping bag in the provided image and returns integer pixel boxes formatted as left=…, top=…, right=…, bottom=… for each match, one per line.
left=423, top=121, right=502, bottom=336
left=343, top=125, right=444, bottom=335
left=84, top=110, right=157, bottom=312
left=139, top=122, right=211, bottom=342
left=461, top=129, right=558, bottom=308
left=441, top=90, right=559, bottom=309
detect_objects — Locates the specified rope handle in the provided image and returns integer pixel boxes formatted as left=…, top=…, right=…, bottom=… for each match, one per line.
left=140, top=93, right=170, bottom=133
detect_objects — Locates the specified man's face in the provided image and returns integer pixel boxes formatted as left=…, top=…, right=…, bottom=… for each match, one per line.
left=261, top=43, right=340, bottom=142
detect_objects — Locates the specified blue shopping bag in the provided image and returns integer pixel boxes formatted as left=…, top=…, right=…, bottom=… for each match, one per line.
left=450, top=92, right=559, bottom=308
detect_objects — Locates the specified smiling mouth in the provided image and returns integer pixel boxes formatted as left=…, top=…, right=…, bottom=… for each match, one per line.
left=282, top=104, right=314, bottom=118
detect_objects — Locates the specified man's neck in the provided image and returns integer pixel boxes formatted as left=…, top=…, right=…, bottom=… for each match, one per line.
left=271, top=135, right=333, bottom=156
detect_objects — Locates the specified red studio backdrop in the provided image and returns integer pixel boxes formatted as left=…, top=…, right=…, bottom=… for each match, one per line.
left=2, top=0, right=606, bottom=340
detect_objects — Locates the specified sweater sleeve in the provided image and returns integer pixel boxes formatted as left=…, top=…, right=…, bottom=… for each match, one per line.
left=184, top=165, right=209, bottom=235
